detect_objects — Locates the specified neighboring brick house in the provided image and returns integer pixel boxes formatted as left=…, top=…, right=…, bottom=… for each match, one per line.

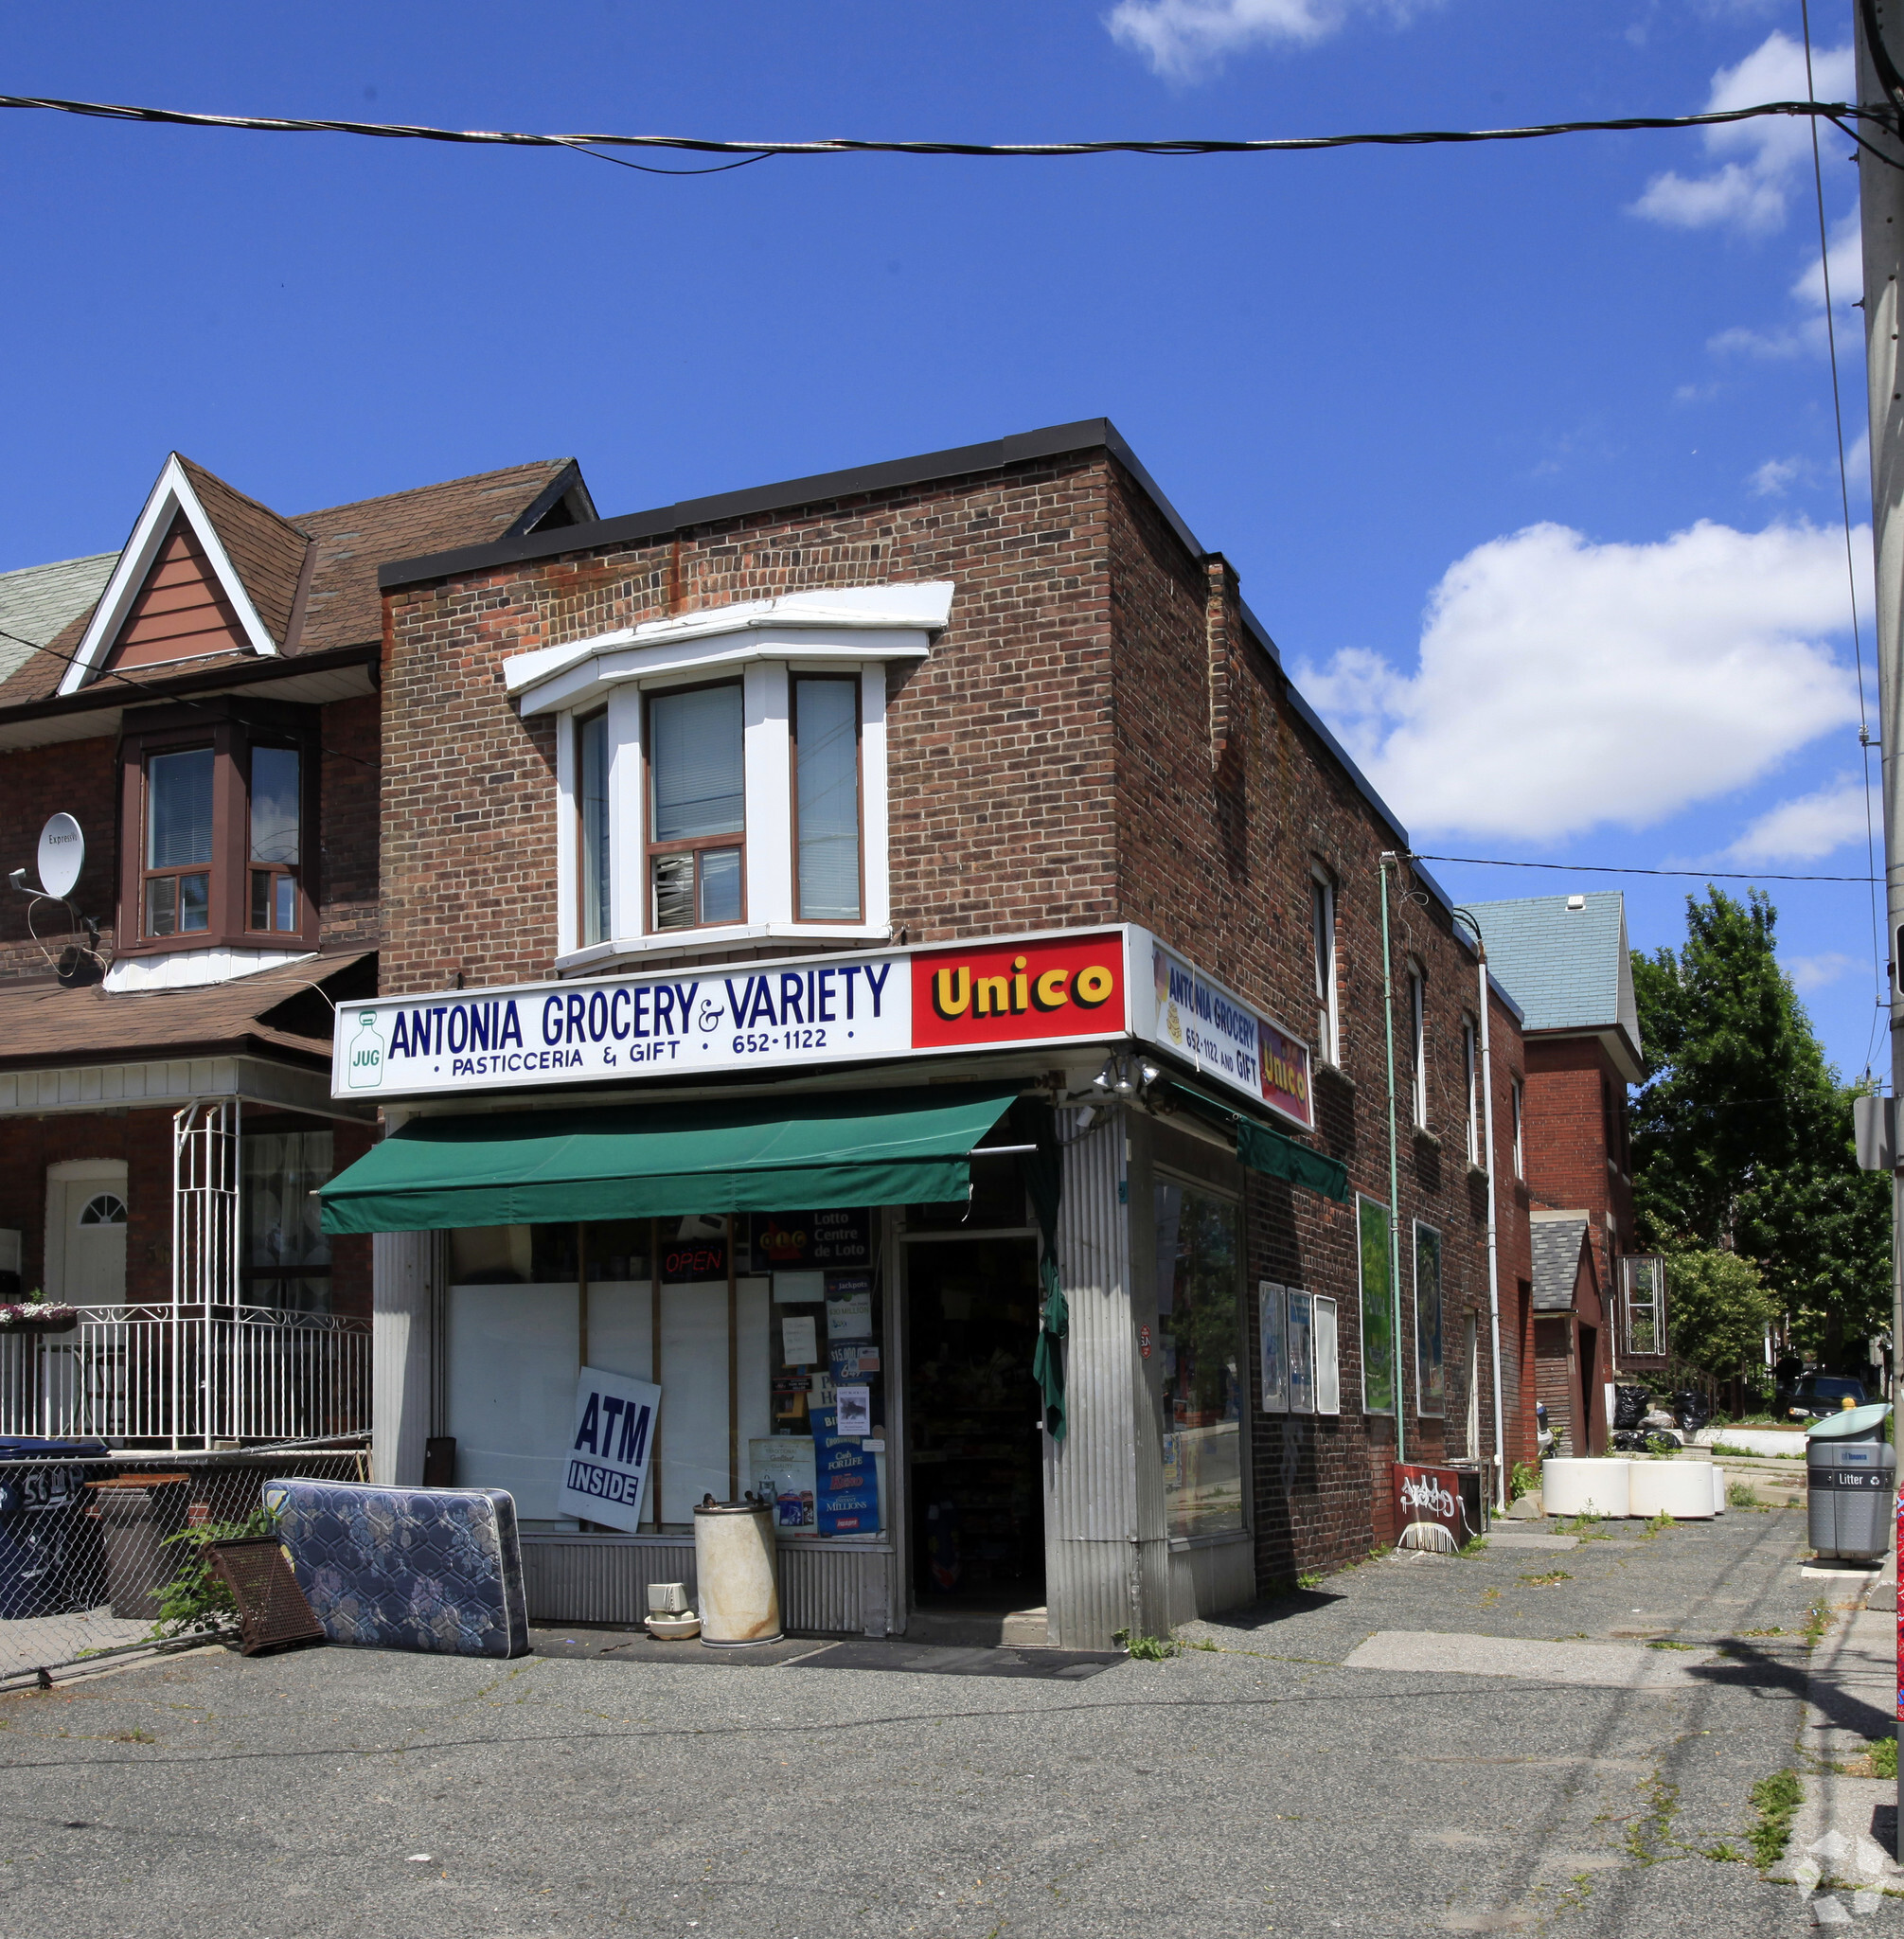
left=0, top=449, right=595, bottom=1444
left=1468, top=891, right=1653, bottom=1453
left=326, top=418, right=1535, bottom=1647
left=1529, top=1216, right=1607, bottom=1456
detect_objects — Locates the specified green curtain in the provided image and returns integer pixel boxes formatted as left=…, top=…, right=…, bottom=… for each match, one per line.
left=1024, top=1110, right=1068, bottom=1442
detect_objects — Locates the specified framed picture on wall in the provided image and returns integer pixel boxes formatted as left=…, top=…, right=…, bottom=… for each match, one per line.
left=1288, top=1290, right=1315, bottom=1414
left=1258, top=1281, right=1288, bottom=1413
left=1313, top=1294, right=1341, bottom=1415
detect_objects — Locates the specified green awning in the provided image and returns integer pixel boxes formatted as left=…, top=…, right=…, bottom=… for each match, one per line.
left=318, top=1084, right=1021, bottom=1235
left=1235, top=1116, right=1350, bottom=1204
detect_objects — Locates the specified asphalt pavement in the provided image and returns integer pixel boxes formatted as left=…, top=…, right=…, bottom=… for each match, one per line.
left=0, top=1495, right=1885, bottom=1938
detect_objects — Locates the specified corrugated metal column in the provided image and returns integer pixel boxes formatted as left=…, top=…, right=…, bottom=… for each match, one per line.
left=1042, top=1105, right=1169, bottom=1649
left=372, top=1229, right=438, bottom=1485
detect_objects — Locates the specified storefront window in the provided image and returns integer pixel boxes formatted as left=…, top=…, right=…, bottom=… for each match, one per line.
left=443, top=1211, right=884, bottom=1534
left=1415, top=1220, right=1444, bottom=1415
left=241, top=1128, right=332, bottom=1310
left=1154, top=1180, right=1243, bottom=1539
left=1358, top=1194, right=1395, bottom=1414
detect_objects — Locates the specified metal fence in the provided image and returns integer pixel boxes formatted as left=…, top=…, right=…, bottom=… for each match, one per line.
left=0, top=1305, right=371, bottom=1447
left=0, top=1447, right=366, bottom=1687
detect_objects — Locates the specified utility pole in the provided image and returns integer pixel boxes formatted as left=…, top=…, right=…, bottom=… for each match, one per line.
left=1857, top=0, right=1904, bottom=1457
left=1853, top=0, right=1904, bottom=1852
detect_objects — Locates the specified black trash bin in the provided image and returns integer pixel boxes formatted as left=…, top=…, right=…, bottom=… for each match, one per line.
left=0, top=1437, right=109, bottom=1619
left=85, top=1473, right=190, bottom=1621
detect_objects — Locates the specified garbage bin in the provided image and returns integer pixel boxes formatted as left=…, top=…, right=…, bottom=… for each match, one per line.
left=693, top=1493, right=782, bottom=1647
left=85, top=1474, right=190, bottom=1621
left=1806, top=1404, right=1895, bottom=1561
left=0, top=1437, right=108, bottom=1618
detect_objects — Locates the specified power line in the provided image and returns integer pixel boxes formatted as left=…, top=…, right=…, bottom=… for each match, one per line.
left=0, top=90, right=1895, bottom=165
left=1414, top=852, right=1885, bottom=883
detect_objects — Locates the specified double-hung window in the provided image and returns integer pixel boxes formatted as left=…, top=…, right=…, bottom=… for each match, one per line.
left=792, top=676, right=863, bottom=922
left=519, top=578, right=946, bottom=962
left=119, top=701, right=317, bottom=957
left=1310, top=872, right=1338, bottom=1065
left=647, top=684, right=746, bottom=932
left=1511, top=1076, right=1525, bottom=1178
left=143, top=746, right=215, bottom=936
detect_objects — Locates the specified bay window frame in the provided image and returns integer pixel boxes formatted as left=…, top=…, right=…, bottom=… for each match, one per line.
left=642, top=677, right=749, bottom=935
left=116, top=699, right=319, bottom=958
left=790, top=672, right=864, bottom=926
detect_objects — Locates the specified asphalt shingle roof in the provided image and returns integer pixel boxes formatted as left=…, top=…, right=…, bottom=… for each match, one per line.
left=1466, top=892, right=1642, bottom=1066
left=0, top=552, right=119, bottom=685
left=1531, top=1217, right=1592, bottom=1312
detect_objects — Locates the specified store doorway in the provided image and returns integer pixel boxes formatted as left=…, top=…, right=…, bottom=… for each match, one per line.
left=905, top=1234, right=1044, bottom=1621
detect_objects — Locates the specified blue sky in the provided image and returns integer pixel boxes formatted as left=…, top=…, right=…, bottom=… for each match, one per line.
left=0, top=1, right=1886, bottom=1080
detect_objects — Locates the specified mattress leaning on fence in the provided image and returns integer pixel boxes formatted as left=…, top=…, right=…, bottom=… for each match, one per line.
left=263, top=1479, right=530, bottom=1659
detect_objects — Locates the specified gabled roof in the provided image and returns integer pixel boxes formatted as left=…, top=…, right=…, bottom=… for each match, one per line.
left=1531, top=1216, right=1593, bottom=1312
left=1466, top=892, right=1643, bottom=1081
left=0, top=455, right=585, bottom=719
left=0, top=552, right=118, bottom=684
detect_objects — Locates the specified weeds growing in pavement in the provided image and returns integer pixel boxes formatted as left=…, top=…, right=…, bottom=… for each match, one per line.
left=1625, top=1774, right=1682, bottom=1866
left=1748, top=1769, right=1802, bottom=1869
left=1640, top=1510, right=1673, bottom=1539
left=1112, top=1629, right=1181, bottom=1661
left=1521, top=1570, right=1572, bottom=1587
left=1802, top=1603, right=1836, bottom=1649
left=1457, top=1537, right=1488, bottom=1557
left=1727, top=1482, right=1760, bottom=1508
left=1509, top=1460, right=1540, bottom=1501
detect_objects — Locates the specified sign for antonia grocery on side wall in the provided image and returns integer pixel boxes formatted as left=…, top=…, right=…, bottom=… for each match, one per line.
left=334, top=923, right=1312, bottom=1129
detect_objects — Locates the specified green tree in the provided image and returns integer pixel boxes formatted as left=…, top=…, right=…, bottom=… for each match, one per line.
left=1630, top=888, right=1888, bottom=1371
left=1655, top=1246, right=1779, bottom=1385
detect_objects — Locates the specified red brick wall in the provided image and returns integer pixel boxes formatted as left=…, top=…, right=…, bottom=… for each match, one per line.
left=1523, top=1036, right=1637, bottom=1346
left=0, top=735, right=120, bottom=982
left=379, top=440, right=1535, bottom=1583
left=317, top=693, right=382, bottom=954
left=0, top=1110, right=174, bottom=1302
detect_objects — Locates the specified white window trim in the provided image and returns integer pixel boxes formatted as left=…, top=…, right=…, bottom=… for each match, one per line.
left=1462, top=1016, right=1480, bottom=1165
left=506, top=580, right=952, bottom=718
left=59, top=455, right=280, bottom=694
left=1511, top=1076, right=1525, bottom=1178
left=543, top=595, right=917, bottom=968
left=1408, top=964, right=1428, bottom=1130
left=1310, top=870, right=1338, bottom=1066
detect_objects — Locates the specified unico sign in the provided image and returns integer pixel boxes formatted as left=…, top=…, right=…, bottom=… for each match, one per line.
left=911, top=933, right=1125, bottom=1049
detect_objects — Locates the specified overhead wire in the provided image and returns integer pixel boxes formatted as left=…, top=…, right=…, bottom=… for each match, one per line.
left=1800, top=0, right=1888, bottom=1084
left=0, top=90, right=1899, bottom=166
left=1412, top=852, right=1886, bottom=883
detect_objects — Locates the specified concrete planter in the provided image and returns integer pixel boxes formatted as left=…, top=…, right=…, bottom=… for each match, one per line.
left=1541, top=1458, right=1630, bottom=1519
left=1628, top=1459, right=1716, bottom=1521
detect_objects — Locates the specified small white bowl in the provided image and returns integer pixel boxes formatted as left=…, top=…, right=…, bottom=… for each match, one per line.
left=646, top=1612, right=702, bottom=1640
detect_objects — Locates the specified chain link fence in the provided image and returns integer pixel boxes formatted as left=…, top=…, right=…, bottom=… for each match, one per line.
left=0, top=1445, right=366, bottom=1688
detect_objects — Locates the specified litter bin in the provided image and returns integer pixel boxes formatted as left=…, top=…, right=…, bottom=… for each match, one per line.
left=85, top=1473, right=190, bottom=1621
left=1806, top=1404, right=1895, bottom=1561
left=0, top=1437, right=108, bottom=1618
left=693, top=1492, right=782, bottom=1647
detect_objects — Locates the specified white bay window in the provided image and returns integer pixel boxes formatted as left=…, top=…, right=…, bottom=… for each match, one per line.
left=514, top=580, right=950, bottom=966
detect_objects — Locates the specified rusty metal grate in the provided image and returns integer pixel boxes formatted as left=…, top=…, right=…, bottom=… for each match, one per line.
left=205, top=1538, right=325, bottom=1656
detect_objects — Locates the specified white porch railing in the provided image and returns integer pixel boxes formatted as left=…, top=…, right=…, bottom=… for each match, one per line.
left=0, top=1303, right=372, bottom=1447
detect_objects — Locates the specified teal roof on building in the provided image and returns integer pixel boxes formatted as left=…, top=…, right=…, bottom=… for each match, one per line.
left=1465, top=892, right=1643, bottom=1076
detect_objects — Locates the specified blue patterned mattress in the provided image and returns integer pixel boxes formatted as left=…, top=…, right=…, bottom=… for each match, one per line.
left=262, top=1479, right=529, bottom=1659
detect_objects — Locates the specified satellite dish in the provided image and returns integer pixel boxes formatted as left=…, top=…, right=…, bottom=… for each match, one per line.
left=37, top=814, right=83, bottom=900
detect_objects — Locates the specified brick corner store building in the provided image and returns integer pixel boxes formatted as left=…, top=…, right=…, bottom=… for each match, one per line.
left=322, top=419, right=1534, bottom=1649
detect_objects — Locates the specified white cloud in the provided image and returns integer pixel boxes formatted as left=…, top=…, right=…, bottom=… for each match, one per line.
left=1722, top=773, right=1877, bottom=861
left=1295, top=518, right=1869, bottom=842
left=1104, top=0, right=1431, bottom=78
left=1785, top=951, right=1857, bottom=992
left=1632, top=31, right=1851, bottom=235
left=1751, top=455, right=1806, bottom=494
left=1790, top=208, right=1863, bottom=313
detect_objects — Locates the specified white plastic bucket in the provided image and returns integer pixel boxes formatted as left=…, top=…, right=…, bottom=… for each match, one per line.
left=1628, top=1459, right=1716, bottom=1521
left=693, top=1496, right=783, bottom=1646
left=1541, top=1458, right=1630, bottom=1519
left=1712, top=1465, right=1726, bottom=1515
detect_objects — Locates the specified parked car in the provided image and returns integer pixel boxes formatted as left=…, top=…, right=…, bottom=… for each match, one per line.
left=1785, top=1375, right=1866, bottom=1423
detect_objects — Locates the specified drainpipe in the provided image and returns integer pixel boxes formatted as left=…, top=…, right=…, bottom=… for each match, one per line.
left=1379, top=854, right=1405, bottom=1465
left=1457, top=911, right=1508, bottom=1513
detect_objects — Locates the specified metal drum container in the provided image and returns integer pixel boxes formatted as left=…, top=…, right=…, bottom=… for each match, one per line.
left=1806, top=1405, right=1895, bottom=1562
left=693, top=1494, right=783, bottom=1646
